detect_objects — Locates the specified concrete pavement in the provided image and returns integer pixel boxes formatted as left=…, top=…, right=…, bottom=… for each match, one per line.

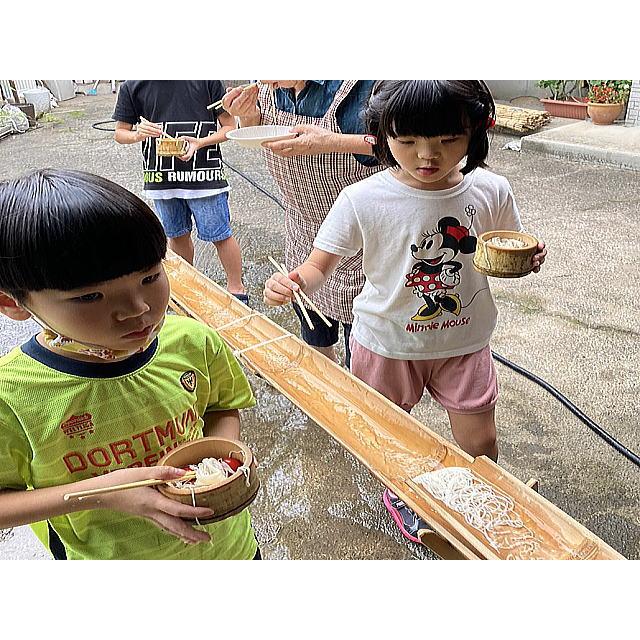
left=522, top=120, right=640, bottom=170
left=0, top=84, right=638, bottom=560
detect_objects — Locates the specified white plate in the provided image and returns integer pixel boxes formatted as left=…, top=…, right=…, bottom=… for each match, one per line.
left=226, top=125, right=296, bottom=149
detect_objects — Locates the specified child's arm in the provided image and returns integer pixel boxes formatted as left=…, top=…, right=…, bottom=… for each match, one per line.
left=202, top=409, right=241, bottom=440
left=0, top=467, right=215, bottom=544
left=264, top=249, right=342, bottom=307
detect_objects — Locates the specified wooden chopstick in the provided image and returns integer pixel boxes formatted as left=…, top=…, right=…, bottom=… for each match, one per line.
left=207, top=83, right=258, bottom=111
left=267, top=256, right=314, bottom=331
left=267, top=256, right=332, bottom=328
left=63, top=471, right=197, bottom=501
left=295, top=283, right=332, bottom=328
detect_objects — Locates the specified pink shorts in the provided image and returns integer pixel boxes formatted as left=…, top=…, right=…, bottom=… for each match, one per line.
left=349, top=339, right=498, bottom=414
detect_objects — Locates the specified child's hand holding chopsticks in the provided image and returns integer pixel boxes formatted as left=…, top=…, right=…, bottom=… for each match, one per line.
left=264, top=256, right=332, bottom=331
left=264, top=263, right=308, bottom=308
left=63, top=466, right=214, bottom=545
left=136, top=116, right=164, bottom=141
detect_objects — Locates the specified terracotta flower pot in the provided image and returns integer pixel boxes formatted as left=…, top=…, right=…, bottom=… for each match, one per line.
left=587, top=102, right=624, bottom=125
left=540, top=98, right=589, bottom=120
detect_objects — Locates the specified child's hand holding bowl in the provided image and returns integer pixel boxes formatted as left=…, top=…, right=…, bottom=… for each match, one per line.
left=532, top=241, right=547, bottom=273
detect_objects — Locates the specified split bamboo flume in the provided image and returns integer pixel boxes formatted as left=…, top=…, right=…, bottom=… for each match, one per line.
left=164, top=253, right=623, bottom=560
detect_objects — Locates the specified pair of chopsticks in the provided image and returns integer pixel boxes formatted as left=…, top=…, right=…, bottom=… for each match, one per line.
left=140, top=116, right=175, bottom=139
left=207, top=82, right=258, bottom=111
left=63, top=471, right=197, bottom=501
left=267, top=256, right=331, bottom=331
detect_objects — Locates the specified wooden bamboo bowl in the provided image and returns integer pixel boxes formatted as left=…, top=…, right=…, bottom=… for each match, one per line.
left=157, top=437, right=259, bottom=524
left=156, top=138, right=189, bottom=156
left=473, top=230, right=539, bottom=278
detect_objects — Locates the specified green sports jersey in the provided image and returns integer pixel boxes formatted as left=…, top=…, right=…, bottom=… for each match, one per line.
left=0, top=315, right=258, bottom=560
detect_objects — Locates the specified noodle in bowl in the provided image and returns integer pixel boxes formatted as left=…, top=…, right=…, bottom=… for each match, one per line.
left=473, top=230, right=539, bottom=278
left=157, top=437, right=260, bottom=524
left=156, top=138, right=189, bottom=156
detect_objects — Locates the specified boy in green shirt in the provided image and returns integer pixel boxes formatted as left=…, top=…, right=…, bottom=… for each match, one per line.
left=0, top=169, right=259, bottom=559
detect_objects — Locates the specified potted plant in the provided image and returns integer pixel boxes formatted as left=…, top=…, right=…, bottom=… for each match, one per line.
left=537, top=80, right=588, bottom=119
left=586, top=80, right=631, bottom=125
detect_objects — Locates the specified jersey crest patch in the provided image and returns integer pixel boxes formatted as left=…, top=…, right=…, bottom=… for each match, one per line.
left=60, top=413, right=95, bottom=439
left=180, top=370, right=197, bottom=392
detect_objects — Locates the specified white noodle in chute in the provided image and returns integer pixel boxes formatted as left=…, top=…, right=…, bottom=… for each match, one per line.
left=413, top=467, right=539, bottom=555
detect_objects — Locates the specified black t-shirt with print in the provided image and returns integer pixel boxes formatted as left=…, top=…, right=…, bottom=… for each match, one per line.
left=113, top=80, right=228, bottom=194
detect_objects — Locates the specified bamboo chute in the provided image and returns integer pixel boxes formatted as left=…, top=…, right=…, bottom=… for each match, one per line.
left=495, top=103, right=551, bottom=133
left=165, top=253, right=623, bottom=560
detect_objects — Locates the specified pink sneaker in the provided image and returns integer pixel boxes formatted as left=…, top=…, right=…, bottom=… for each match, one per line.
left=383, top=489, right=428, bottom=545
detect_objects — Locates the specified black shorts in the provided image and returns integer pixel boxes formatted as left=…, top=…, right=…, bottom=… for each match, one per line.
left=292, top=303, right=352, bottom=367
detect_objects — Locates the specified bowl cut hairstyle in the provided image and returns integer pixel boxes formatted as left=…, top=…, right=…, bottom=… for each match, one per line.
left=365, top=80, right=496, bottom=174
left=0, top=169, right=167, bottom=302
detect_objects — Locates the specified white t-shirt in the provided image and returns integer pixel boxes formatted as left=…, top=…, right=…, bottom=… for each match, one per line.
left=314, top=168, right=524, bottom=360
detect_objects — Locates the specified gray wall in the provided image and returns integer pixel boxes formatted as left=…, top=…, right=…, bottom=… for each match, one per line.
left=486, top=81, right=548, bottom=101
left=624, top=80, right=640, bottom=126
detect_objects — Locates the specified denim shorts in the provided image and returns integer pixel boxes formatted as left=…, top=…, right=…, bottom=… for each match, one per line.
left=292, top=303, right=352, bottom=367
left=153, top=192, right=232, bottom=242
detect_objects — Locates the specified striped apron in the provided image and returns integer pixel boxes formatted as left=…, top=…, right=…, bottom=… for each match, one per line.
left=259, top=81, right=382, bottom=324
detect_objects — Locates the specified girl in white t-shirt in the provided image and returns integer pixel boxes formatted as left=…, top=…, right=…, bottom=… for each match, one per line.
left=264, top=81, right=547, bottom=543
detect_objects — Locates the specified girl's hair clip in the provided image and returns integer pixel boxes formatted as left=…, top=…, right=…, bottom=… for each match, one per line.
left=487, top=116, right=496, bottom=129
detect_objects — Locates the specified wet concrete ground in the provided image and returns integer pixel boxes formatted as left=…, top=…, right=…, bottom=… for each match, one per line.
left=0, top=85, right=638, bottom=560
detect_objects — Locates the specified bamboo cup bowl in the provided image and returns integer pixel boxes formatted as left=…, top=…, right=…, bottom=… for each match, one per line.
left=156, top=137, right=189, bottom=156
left=473, top=230, right=539, bottom=278
left=157, top=437, right=260, bottom=524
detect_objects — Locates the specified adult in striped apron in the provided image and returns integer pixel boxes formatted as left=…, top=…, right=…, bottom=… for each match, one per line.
left=224, top=81, right=381, bottom=366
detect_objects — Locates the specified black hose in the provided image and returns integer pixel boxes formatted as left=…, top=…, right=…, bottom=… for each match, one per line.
left=492, top=351, right=640, bottom=468
left=222, top=159, right=285, bottom=210
left=92, top=120, right=116, bottom=132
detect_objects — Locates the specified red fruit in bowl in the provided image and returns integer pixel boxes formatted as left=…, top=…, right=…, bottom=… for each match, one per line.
left=223, top=457, right=242, bottom=472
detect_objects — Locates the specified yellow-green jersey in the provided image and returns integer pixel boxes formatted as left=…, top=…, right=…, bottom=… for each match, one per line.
left=0, top=315, right=258, bottom=560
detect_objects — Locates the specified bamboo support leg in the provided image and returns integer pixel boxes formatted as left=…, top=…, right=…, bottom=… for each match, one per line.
left=526, top=478, right=540, bottom=492
left=418, top=528, right=467, bottom=560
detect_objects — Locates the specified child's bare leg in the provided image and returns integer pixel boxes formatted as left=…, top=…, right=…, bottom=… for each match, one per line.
left=213, top=236, right=245, bottom=295
left=448, top=407, right=498, bottom=461
left=169, top=233, right=195, bottom=265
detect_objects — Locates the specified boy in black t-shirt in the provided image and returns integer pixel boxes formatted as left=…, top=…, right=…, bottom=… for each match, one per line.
left=114, top=80, right=247, bottom=302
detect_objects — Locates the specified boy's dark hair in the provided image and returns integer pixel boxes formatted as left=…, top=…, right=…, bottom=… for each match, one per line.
left=365, top=80, right=496, bottom=174
left=0, top=169, right=167, bottom=302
